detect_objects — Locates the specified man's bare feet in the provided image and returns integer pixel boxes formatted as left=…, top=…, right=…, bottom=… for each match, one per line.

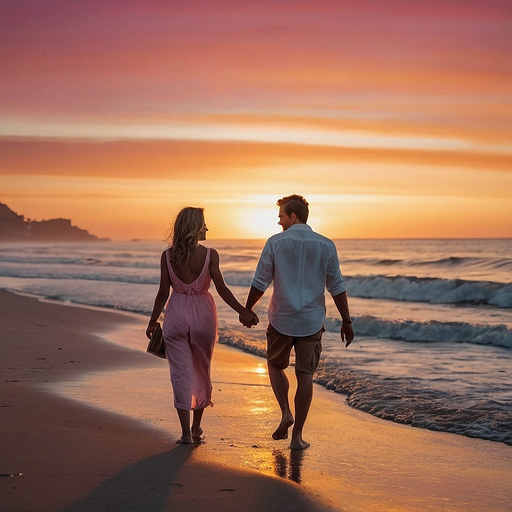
left=290, top=438, right=310, bottom=450
left=272, top=417, right=294, bottom=440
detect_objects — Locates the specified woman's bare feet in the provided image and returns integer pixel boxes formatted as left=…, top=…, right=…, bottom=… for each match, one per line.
left=192, top=427, right=204, bottom=443
left=272, top=416, right=294, bottom=440
left=176, top=435, right=194, bottom=444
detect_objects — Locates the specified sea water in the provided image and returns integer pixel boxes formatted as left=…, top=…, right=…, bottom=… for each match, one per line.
left=0, top=238, right=510, bottom=445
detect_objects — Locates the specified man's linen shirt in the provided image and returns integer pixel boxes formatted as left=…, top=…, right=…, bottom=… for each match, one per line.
left=252, top=224, right=347, bottom=337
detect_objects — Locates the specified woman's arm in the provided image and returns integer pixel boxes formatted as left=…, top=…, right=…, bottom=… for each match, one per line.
left=146, top=251, right=171, bottom=339
left=209, top=248, right=258, bottom=326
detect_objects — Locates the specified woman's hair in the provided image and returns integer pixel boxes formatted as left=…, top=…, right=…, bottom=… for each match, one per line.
left=167, top=207, right=205, bottom=267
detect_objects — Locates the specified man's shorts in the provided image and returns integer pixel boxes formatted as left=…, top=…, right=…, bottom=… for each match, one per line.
left=266, top=323, right=324, bottom=374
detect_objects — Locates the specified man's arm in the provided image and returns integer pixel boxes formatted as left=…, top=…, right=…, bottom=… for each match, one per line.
left=246, top=285, right=265, bottom=311
left=241, top=238, right=272, bottom=327
left=332, top=291, right=354, bottom=347
left=239, top=286, right=265, bottom=327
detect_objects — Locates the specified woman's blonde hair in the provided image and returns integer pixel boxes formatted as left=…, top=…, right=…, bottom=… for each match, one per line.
left=167, top=207, right=205, bottom=266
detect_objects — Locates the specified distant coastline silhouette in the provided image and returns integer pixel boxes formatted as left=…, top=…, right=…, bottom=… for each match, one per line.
left=0, top=202, right=108, bottom=241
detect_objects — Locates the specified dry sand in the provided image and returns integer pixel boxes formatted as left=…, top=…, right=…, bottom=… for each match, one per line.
left=1, top=289, right=511, bottom=512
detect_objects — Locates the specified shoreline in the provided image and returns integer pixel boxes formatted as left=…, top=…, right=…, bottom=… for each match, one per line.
left=1, top=289, right=511, bottom=511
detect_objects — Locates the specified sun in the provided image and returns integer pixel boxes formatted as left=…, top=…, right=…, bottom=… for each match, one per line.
left=243, top=207, right=281, bottom=239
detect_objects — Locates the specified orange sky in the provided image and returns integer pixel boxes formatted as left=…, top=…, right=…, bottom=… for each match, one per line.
left=1, top=0, right=511, bottom=240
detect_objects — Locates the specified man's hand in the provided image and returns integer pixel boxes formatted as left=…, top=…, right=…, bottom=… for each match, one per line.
left=341, top=322, right=354, bottom=347
left=239, top=309, right=259, bottom=328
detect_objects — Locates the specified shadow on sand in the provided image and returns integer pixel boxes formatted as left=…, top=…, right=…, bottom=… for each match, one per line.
left=62, top=444, right=336, bottom=512
left=61, top=445, right=193, bottom=512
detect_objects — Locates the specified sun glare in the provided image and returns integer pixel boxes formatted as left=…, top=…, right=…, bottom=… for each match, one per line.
left=254, top=365, right=267, bottom=375
left=244, top=207, right=281, bottom=239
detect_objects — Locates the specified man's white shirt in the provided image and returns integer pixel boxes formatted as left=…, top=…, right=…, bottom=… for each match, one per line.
left=252, top=224, right=347, bottom=337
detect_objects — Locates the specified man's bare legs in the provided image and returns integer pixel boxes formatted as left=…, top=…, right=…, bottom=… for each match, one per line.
left=290, top=371, right=313, bottom=450
left=176, top=408, right=205, bottom=444
left=268, top=365, right=295, bottom=440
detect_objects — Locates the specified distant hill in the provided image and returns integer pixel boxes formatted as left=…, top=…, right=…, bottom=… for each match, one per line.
left=0, top=202, right=109, bottom=242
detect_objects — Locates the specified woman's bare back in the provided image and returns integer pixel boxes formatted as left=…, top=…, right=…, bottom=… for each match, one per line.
left=171, top=244, right=207, bottom=284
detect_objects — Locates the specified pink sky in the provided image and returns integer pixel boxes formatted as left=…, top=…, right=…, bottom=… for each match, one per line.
left=1, top=0, right=511, bottom=239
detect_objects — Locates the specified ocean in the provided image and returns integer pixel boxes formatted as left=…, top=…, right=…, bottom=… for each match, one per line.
left=0, top=238, right=511, bottom=446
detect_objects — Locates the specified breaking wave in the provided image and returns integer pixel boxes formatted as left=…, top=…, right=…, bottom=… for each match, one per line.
left=324, top=315, right=512, bottom=349
left=345, top=275, right=512, bottom=308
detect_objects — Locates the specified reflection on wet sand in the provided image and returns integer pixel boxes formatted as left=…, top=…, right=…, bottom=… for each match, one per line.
left=272, top=449, right=306, bottom=484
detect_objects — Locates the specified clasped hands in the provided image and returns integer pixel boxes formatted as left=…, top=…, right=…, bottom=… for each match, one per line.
left=239, top=308, right=259, bottom=328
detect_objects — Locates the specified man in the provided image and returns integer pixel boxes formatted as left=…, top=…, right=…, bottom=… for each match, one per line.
left=241, top=195, right=354, bottom=450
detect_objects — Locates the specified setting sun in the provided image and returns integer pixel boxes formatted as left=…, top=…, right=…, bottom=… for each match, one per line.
left=243, top=207, right=281, bottom=239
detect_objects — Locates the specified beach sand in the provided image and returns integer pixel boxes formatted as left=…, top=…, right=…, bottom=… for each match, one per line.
left=1, top=289, right=511, bottom=512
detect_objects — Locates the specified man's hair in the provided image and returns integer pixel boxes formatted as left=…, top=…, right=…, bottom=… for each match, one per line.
left=277, top=195, right=309, bottom=223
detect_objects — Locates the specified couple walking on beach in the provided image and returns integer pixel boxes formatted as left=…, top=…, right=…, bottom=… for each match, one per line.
left=147, top=194, right=354, bottom=450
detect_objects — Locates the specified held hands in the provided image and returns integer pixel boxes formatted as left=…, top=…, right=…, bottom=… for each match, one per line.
left=239, top=308, right=259, bottom=328
left=341, top=322, right=354, bottom=348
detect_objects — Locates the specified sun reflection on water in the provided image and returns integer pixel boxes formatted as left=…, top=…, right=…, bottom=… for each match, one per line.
left=272, top=449, right=306, bottom=484
left=243, top=447, right=307, bottom=484
left=249, top=399, right=271, bottom=415
left=254, top=364, right=267, bottom=375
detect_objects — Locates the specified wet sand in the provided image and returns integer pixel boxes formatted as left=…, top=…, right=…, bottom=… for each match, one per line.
left=1, top=289, right=511, bottom=511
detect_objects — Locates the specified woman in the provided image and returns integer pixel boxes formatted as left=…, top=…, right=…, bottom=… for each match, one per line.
left=146, top=207, right=258, bottom=444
